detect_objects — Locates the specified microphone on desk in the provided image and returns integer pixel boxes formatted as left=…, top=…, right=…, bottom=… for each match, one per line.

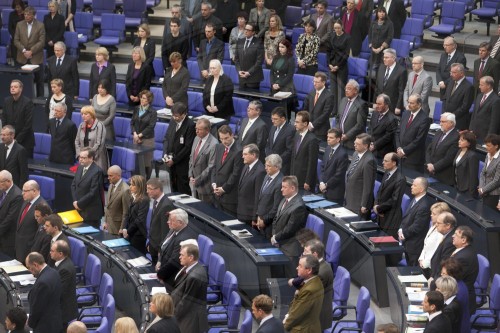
left=462, top=30, right=478, bottom=56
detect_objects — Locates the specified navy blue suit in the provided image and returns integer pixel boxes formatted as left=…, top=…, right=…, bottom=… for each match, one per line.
left=321, top=145, right=348, bottom=203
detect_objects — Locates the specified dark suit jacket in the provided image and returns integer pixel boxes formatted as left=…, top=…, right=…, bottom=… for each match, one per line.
left=47, top=54, right=79, bottom=97
left=442, top=78, right=474, bottom=130
left=147, top=317, right=181, bottom=333
left=16, top=196, right=47, bottom=262
left=395, top=109, right=431, bottom=172
left=43, top=13, right=65, bottom=50
left=345, top=150, right=377, bottom=216
left=133, top=37, right=156, bottom=66
left=46, top=232, right=69, bottom=267
left=89, top=62, right=117, bottom=98
left=336, top=95, right=368, bottom=149
left=375, top=63, right=407, bottom=112
left=443, top=299, right=461, bottom=333
left=2, top=95, right=35, bottom=155
left=28, top=265, right=63, bottom=333
left=452, top=245, right=479, bottom=314
left=473, top=57, right=500, bottom=93
left=401, top=194, right=433, bottom=263
left=13, top=19, right=45, bottom=64
left=424, top=313, right=452, bottom=333
left=469, top=91, right=500, bottom=142
left=265, top=123, right=295, bottom=175
left=56, top=257, right=78, bottom=323
left=256, top=172, right=283, bottom=238
left=0, top=184, right=23, bottom=257
left=211, top=141, right=244, bottom=206
left=290, top=131, right=319, bottom=189
left=436, top=51, right=467, bottom=89
left=237, top=161, right=266, bottom=221
left=0, top=142, right=28, bottom=187
left=31, top=225, right=51, bottom=263
left=202, top=74, right=235, bottom=120
left=256, top=316, right=285, bottom=333
left=149, top=195, right=175, bottom=253
left=321, top=145, right=348, bottom=203
left=239, top=117, right=268, bottom=158
left=272, top=195, right=307, bottom=258
left=234, top=37, right=264, bottom=85
left=48, top=116, right=77, bottom=164
left=162, top=66, right=190, bottom=107
left=124, top=198, right=149, bottom=253
left=375, top=169, right=406, bottom=238
left=125, top=61, right=152, bottom=102
left=303, top=89, right=334, bottom=139
left=70, top=163, right=104, bottom=222
left=425, top=129, right=460, bottom=185
left=454, top=150, right=479, bottom=196
left=369, top=111, right=398, bottom=158
left=130, top=106, right=157, bottom=140
left=318, top=260, right=334, bottom=330
left=430, top=229, right=455, bottom=280
left=197, top=37, right=224, bottom=71
left=171, top=263, right=208, bottom=333
left=386, top=0, right=407, bottom=38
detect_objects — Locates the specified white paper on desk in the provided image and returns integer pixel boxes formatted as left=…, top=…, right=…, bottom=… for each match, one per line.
left=0, top=259, right=23, bottom=267
left=21, top=64, right=39, bottom=70
left=221, top=219, right=245, bottom=226
left=325, top=207, right=357, bottom=218
left=151, top=287, right=168, bottom=295
left=139, top=273, right=158, bottom=281
left=408, top=291, right=427, bottom=302
left=405, top=328, right=425, bottom=333
left=177, top=197, right=201, bottom=204
left=398, top=274, right=427, bottom=283
left=405, top=313, right=428, bottom=322
left=231, top=229, right=252, bottom=238
left=274, top=91, right=292, bottom=98
left=168, top=194, right=191, bottom=201
left=196, top=115, right=214, bottom=120
left=2, top=265, right=29, bottom=274
left=156, top=108, right=172, bottom=116
left=10, top=274, right=36, bottom=284
left=126, top=256, right=152, bottom=268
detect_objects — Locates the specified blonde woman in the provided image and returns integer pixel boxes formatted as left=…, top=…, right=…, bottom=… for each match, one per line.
left=264, top=14, right=285, bottom=66
left=115, top=317, right=139, bottom=333
left=145, top=293, right=181, bottom=333
left=45, top=78, right=72, bottom=119
left=133, top=23, right=156, bottom=66
left=89, top=47, right=117, bottom=98
left=125, top=46, right=152, bottom=106
left=75, top=105, right=108, bottom=171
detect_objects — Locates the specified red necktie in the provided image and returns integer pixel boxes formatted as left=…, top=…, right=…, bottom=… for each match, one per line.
left=221, top=147, right=229, bottom=164
left=357, top=0, right=363, bottom=11
left=412, top=74, right=418, bottom=87
left=19, top=202, right=31, bottom=225
left=406, top=113, right=414, bottom=129
left=193, top=138, right=203, bottom=161
left=478, top=60, right=485, bottom=79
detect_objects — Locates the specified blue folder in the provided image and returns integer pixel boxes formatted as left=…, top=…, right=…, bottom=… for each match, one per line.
left=102, top=238, right=130, bottom=248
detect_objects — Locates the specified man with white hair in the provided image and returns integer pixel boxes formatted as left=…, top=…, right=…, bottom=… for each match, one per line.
left=375, top=48, right=407, bottom=115
left=104, top=165, right=130, bottom=235
left=425, top=113, right=459, bottom=185
left=0, top=170, right=23, bottom=257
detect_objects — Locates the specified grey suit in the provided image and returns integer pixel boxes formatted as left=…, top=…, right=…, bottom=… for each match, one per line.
left=189, top=134, right=217, bottom=203
left=0, top=184, right=23, bottom=257
left=104, top=180, right=130, bottom=235
left=345, top=150, right=376, bottom=219
left=249, top=7, right=271, bottom=38
left=336, top=95, right=368, bottom=149
left=311, top=12, right=333, bottom=46
left=404, top=70, right=433, bottom=114
left=256, top=172, right=283, bottom=239
left=479, top=154, right=500, bottom=208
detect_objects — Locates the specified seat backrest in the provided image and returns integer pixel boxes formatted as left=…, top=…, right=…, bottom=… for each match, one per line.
left=401, top=194, right=411, bottom=216
left=222, top=271, right=238, bottom=303
left=490, top=274, right=500, bottom=312
left=356, top=287, right=370, bottom=324
left=102, top=294, right=116, bottom=330
left=99, top=273, right=114, bottom=304
left=85, top=254, right=102, bottom=287
left=94, top=317, right=108, bottom=333
left=333, top=266, right=350, bottom=319
left=222, top=64, right=239, bottom=86
left=456, top=280, right=470, bottom=333
left=100, top=13, right=125, bottom=38
left=92, top=0, right=116, bottom=16
left=306, top=214, right=324, bottom=241
left=74, top=12, right=94, bottom=35
left=227, top=291, right=242, bottom=329
left=198, top=234, right=214, bottom=267
left=111, top=146, right=136, bottom=179
left=1, top=10, right=12, bottom=30
left=326, top=230, right=341, bottom=273
left=441, top=1, right=466, bottom=20
left=291, top=27, right=305, bottom=46
left=232, top=97, right=250, bottom=124
left=154, top=122, right=168, bottom=151
left=72, top=111, right=82, bottom=125
left=373, top=180, right=381, bottom=200
left=348, top=57, right=369, bottom=89
left=187, top=91, right=205, bottom=117
left=113, top=116, right=131, bottom=143
left=150, top=86, right=165, bottom=109
left=68, top=236, right=86, bottom=269
left=362, top=308, right=375, bottom=333
left=115, top=83, right=129, bottom=106
left=122, top=0, right=147, bottom=17
left=35, top=9, right=48, bottom=22
left=239, top=310, right=252, bottom=333
left=28, top=175, right=55, bottom=201
left=284, top=6, right=303, bottom=28
left=34, top=132, right=52, bottom=159
left=79, top=79, right=90, bottom=100
left=260, top=68, right=271, bottom=93
left=208, top=252, right=226, bottom=286
left=152, top=58, right=164, bottom=77
left=433, top=100, right=443, bottom=124
left=475, top=254, right=490, bottom=293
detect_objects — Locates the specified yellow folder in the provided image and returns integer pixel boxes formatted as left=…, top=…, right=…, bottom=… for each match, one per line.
left=58, top=210, right=84, bottom=224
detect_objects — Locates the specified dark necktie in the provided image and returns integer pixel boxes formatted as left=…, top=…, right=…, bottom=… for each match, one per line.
left=244, top=39, right=250, bottom=50
left=261, top=176, right=272, bottom=193
left=383, top=68, right=390, bottom=87
left=295, top=135, right=302, bottom=153
left=153, top=200, right=158, bottom=213
left=57, top=58, right=62, bottom=67
left=406, top=113, right=414, bottom=129
left=0, top=192, right=6, bottom=206
left=329, top=148, right=335, bottom=160
left=56, top=119, right=61, bottom=129
left=340, top=100, right=352, bottom=132
left=478, top=60, right=485, bottom=79
left=347, top=154, right=360, bottom=179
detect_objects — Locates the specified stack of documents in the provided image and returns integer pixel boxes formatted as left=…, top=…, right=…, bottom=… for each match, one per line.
left=127, top=256, right=152, bottom=268
left=231, top=229, right=252, bottom=239
left=326, top=207, right=358, bottom=218
left=0, top=260, right=29, bottom=274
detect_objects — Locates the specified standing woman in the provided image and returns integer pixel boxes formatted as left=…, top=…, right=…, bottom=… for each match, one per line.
left=203, top=59, right=235, bottom=120
left=454, top=130, right=479, bottom=197
left=368, top=7, right=394, bottom=70
left=125, top=47, right=153, bottom=107
left=45, top=78, right=73, bottom=119
left=249, top=0, right=271, bottom=39
left=295, top=19, right=320, bottom=76
left=326, top=20, right=351, bottom=112
left=89, top=47, right=117, bottom=99
left=75, top=106, right=108, bottom=172
left=133, top=23, right=156, bottom=67
left=130, top=90, right=157, bottom=178
left=479, top=134, right=500, bottom=210
left=58, top=0, right=75, bottom=32
left=91, top=79, right=116, bottom=142
left=264, top=14, right=285, bottom=67
left=270, top=39, right=296, bottom=117
left=229, top=12, right=248, bottom=62
left=145, top=293, right=181, bottom=333
left=122, top=175, right=149, bottom=254
left=44, top=1, right=65, bottom=58
left=8, top=0, right=26, bottom=65
left=162, top=52, right=190, bottom=108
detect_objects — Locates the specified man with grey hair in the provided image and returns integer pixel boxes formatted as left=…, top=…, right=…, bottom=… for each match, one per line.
left=442, top=63, right=474, bottom=131
left=425, top=112, right=459, bottom=185
left=0, top=170, right=23, bottom=257
left=48, top=102, right=77, bottom=164
left=469, top=75, right=500, bottom=142
left=67, top=321, right=88, bottom=333
left=256, top=154, right=283, bottom=239
left=192, top=1, right=223, bottom=49
left=437, top=36, right=467, bottom=99
left=429, top=212, right=457, bottom=281
left=369, top=94, right=398, bottom=158
left=157, top=208, right=196, bottom=292
left=239, top=100, right=268, bottom=161
left=104, top=165, right=130, bottom=235
left=0, top=124, right=29, bottom=187
left=473, top=42, right=499, bottom=94
left=403, top=55, right=433, bottom=113
left=375, top=48, right=407, bottom=115
left=47, top=41, right=79, bottom=99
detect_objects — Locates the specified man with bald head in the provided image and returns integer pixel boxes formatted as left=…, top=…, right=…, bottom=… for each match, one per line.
left=0, top=170, right=23, bottom=257
left=0, top=125, right=29, bottom=187
left=404, top=56, right=433, bottom=114
left=104, top=165, right=130, bottom=235
left=67, top=321, right=87, bottom=333
left=437, top=36, right=467, bottom=99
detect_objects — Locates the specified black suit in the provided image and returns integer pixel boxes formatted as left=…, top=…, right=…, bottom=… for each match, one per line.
left=424, top=313, right=452, bottom=333
left=125, top=61, right=152, bottom=105
left=46, top=232, right=69, bottom=267
left=89, top=62, right=117, bottom=98
left=2, top=95, right=35, bottom=157
left=321, top=145, right=348, bottom=203
left=16, top=196, right=47, bottom=262
left=146, top=317, right=181, bottom=333
left=430, top=229, right=455, bottom=280
left=469, top=91, right=500, bottom=143
left=239, top=117, right=268, bottom=160
left=443, top=298, right=461, bottom=333
left=395, top=109, right=431, bottom=172
left=0, top=184, right=23, bottom=257
left=211, top=141, right=244, bottom=216
left=149, top=195, right=175, bottom=266
left=31, top=224, right=51, bottom=263
left=386, top=0, right=407, bottom=38
left=0, top=142, right=28, bottom=187
left=425, top=129, right=460, bottom=185
left=124, top=198, right=149, bottom=254
left=336, top=95, right=368, bottom=149
left=133, top=37, right=156, bottom=66
left=56, top=257, right=78, bottom=324
left=202, top=74, right=235, bottom=120
left=454, top=150, right=479, bottom=197
left=375, top=63, right=407, bottom=113
left=265, top=123, right=295, bottom=175
left=436, top=51, right=467, bottom=98
left=303, top=89, right=334, bottom=140
left=473, top=57, right=500, bottom=94
left=47, top=55, right=79, bottom=98
left=162, top=31, right=190, bottom=69
left=70, top=163, right=104, bottom=228
left=163, top=117, right=196, bottom=195
left=234, top=37, right=264, bottom=89
left=290, top=131, right=319, bottom=191
left=400, top=194, right=433, bottom=266
left=197, top=37, right=224, bottom=73
left=375, top=169, right=405, bottom=238
left=256, top=316, right=286, bottom=333
left=237, top=161, right=266, bottom=222
left=452, top=245, right=479, bottom=314
left=256, top=172, right=283, bottom=239
left=48, top=116, right=77, bottom=164
left=369, top=111, right=398, bottom=158
left=28, top=265, right=63, bottom=333
left=442, top=78, right=474, bottom=130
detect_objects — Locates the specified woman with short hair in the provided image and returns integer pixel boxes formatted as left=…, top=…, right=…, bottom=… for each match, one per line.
left=145, top=293, right=181, bottom=333
left=75, top=105, right=108, bottom=171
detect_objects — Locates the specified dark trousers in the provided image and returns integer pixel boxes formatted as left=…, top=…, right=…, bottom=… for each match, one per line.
left=483, top=194, right=499, bottom=210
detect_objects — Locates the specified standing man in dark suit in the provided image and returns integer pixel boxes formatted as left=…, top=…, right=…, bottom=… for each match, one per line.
left=422, top=291, right=452, bottom=333
left=16, top=180, right=46, bottom=262
left=171, top=243, right=208, bottom=333
left=396, top=94, right=431, bottom=173
left=0, top=125, right=28, bottom=187
left=489, top=24, right=500, bottom=61
left=239, top=100, right=268, bottom=159
left=237, top=144, right=266, bottom=225
left=234, top=23, right=264, bottom=90
left=47, top=41, right=79, bottom=99
left=303, top=72, right=334, bottom=141
left=50, top=240, right=78, bottom=329
left=162, top=102, right=196, bottom=195
left=256, top=154, right=283, bottom=239
left=26, top=252, right=63, bottom=333
left=375, top=48, right=407, bottom=115
left=156, top=208, right=196, bottom=292
left=30, top=203, right=52, bottom=263
left=403, top=56, right=433, bottom=114
left=2, top=80, right=35, bottom=158
left=442, top=63, right=474, bottom=131
left=47, top=102, right=77, bottom=165
left=70, top=148, right=104, bottom=229
left=43, top=214, right=69, bottom=267
left=383, top=0, right=407, bottom=38
left=252, top=294, right=285, bottom=333
left=192, top=2, right=223, bottom=49
left=162, top=12, right=191, bottom=68
left=13, top=6, right=46, bottom=97
left=197, top=23, right=224, bottom=81
left=469, top=76, right=500, bottom=143
left=398, top=177, right=433, bottom=266
left=374, top=153, right=406, bottom=238
left=425, top=113, right=460, bottom=185
left=271, top=176, right=307, bottom=275
left=0, top=170, right=23, bottom=257
left=211, top=125, right=243, bottom=216
left=345, top=133, right=377, bottom=219
left=369, top=94, right=398, bottom=158
left=290, top=111, right=319, bottom=193
left=429, top=212, right=456, bottom=281
left=473, top=42, right=500, bottom=95
left=104, top=165, right=130, bottom=235
left=189, top=118, right=217, bottom=203
left=437, top=37, right=467, bottom=100
left=336, top=79, right=368, bottom=149
left=146, top=178, right=175, bottom=266
left=320, top=128, right=348, bottom=203
left=265, top=107, right=294, bottom=175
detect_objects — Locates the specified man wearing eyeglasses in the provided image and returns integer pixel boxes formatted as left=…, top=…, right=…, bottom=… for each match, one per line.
left=0, top=170, right=23, bottom=257
left=429, top=212, right=456, bottom=281
left=0, top=125, right=29, bottom=187
left=234, top=23, right=264, bottom=91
